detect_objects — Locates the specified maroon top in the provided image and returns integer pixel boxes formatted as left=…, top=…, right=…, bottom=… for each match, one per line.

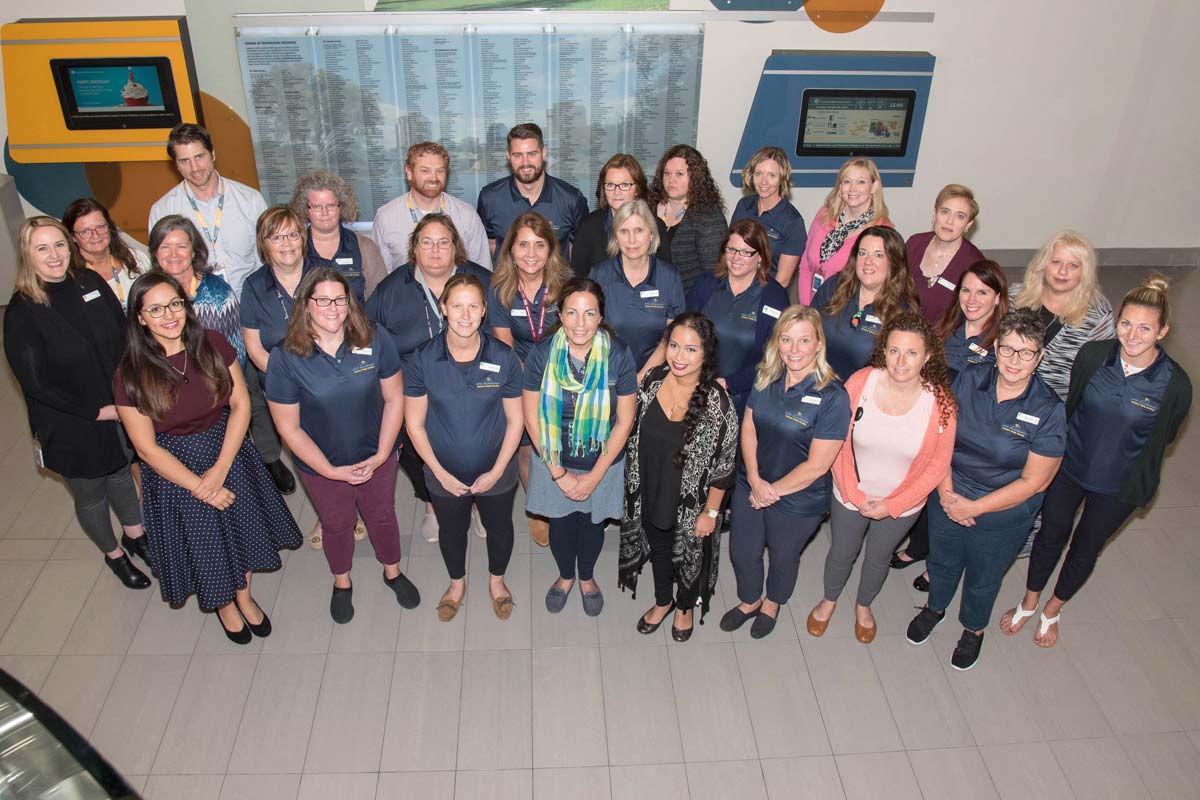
left=114, top=330, right=237, bottom=435
left=906, top=230, right=986, bottom=324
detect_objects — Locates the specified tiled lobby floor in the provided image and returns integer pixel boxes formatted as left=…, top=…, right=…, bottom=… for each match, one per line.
left=1, top=265, right=1199, bottom=799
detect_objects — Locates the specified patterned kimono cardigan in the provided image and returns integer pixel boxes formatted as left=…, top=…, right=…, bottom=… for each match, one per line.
left=618, top=365, right=739, bottom=620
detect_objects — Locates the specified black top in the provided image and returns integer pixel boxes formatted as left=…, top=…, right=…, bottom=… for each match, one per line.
left=570, top=208, right=671, bottom=278
left=665, top=205, right=727, bottom=290
left=638, top=397, right=685, bottom=529
left=4, top=272, right=130, bottom=478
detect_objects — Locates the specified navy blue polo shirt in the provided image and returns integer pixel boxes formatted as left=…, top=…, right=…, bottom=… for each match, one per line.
left=1064, top=344, right=1174, bottom=496
left=813, top=275, right=884, bottom=382
left=590, top=256, right=686, bottom=368
left=240, top=261, right=316, bottom=355
left=949, top=362, right=1067, bottom=501
left=687, top=273, right=788, bottom=400
left=404, top=331, right=523, bottom=484
left=305, top=225, right=367, bottom=302
left=729, top=195, right=807, bottom=277
left=264, top=325, right=402, bottom=474
left=522, top=333, right=637, bottom=471
left=739, top=372, right=851, bottom=516
left=488, top=282, right=558, bottom=362
left=476, top=174, right=589, bottom=249
left=943, top=322, right=995, bottom=379
left=364, top=261, right=492, bottom=366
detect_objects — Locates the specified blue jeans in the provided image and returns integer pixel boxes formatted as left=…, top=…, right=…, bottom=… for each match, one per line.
left=926, top=491, right=1040, bottom=631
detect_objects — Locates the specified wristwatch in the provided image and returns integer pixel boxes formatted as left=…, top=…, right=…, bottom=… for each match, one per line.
left=704, top=508, right=720, bottom=519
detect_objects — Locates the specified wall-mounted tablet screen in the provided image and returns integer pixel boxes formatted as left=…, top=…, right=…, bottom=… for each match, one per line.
left=50, top=57, right=182, bottom=131
left=796, top=89, right=916, bottom=158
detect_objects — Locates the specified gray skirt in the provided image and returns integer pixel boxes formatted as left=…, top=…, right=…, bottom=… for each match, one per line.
left=525, top=453, right=625, bottom=524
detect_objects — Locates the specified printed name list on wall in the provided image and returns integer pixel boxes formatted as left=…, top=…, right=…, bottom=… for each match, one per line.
left=236, top=24, right=704, bottom=217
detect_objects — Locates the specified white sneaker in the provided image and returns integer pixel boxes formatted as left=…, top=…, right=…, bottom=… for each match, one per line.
left=471, top=506, right=486, bottom=539
left=422, top=509, right=439, bottom=542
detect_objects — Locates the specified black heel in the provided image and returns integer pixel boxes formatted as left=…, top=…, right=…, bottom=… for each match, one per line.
left=636, top=600, right=676, bottom=634
left=105, top=553, right=150, bottom=590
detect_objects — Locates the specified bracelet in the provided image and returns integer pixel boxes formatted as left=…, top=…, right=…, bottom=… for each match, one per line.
left=551, top=470, right=567, bottom=482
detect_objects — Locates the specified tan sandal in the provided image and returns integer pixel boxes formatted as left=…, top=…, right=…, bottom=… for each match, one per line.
left=353, top=521, right=367, bottom=541
left=492, top=594, right=514, bottom=621
left=437, top=592, right=465, bottom=622
left=309, top=522, right=323, bottom=550
left=529, top=516, right=550, bottom=547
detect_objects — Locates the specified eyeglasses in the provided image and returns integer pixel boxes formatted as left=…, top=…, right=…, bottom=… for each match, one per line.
left=310, top=295, right=349, bottom=307
left=73, top=224, right=110, bottom=238
left=307, top=202, right=340, bottom=213
left=997, top=344, right=1040, bottom=361
left=724, top=246, right=756, bottom=259
left=268, top=230, right=302, bottom=244
left=418, top=237, right=452, bottom=251
left=603, top=182, right=635, bottom=192
left=143, top=298, right=185, bottom=318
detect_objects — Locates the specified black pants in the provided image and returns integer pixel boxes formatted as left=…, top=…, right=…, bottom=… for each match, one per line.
left=902, top=507, right=930, bottom=560
left=1027, top=472, right=1136, bottom=602
left=397, top=428, right=431, bottom=503
left=644, top=517, right=680, bottom=607
left=430, top=486, right=517, bottom=580
left=729, top=486, right=822, bottom=605
left=245, top=363, right=282, bottom=463
left=549, top=512, right=606, bottom=581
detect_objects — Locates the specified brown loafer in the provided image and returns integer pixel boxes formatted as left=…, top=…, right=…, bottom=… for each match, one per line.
left=492, top=595, right=514, bottom=621
left=806, top=607, right=832, bottom=637
left=437, top=592, right=464, bottom=622
left=854, top=618, right=877, bottom=644
left=529, top=516, right=550, bottom=547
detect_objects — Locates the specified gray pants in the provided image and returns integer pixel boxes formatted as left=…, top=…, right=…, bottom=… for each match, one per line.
left=823, top=501, right=919, bottom=606
left=245, top=363, right=282, bottom=463
left=64, top=465, right=142, bottom=554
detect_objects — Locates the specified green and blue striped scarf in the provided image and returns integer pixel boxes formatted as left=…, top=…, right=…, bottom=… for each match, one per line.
left=538, top=328, right=611, bottom=467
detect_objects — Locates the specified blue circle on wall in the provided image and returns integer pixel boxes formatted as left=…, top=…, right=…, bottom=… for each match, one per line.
left=3, top=139, right=94, bottom=218
left=711, top=0, right=805, bottom=9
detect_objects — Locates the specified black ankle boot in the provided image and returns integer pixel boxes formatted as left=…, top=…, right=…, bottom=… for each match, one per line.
left=106, top=553, right=150, bottom=590
left=121, top=533, right=152, bottom=568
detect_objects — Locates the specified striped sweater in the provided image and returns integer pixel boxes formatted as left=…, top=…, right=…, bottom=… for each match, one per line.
left=1009, top=282, right=1114, bottom=400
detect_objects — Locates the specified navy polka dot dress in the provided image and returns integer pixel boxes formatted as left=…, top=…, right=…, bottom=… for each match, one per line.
left=142, top=411, right=302, bottom=610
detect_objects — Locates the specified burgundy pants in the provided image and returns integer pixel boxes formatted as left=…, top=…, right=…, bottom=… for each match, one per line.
left=298, top=454, right=402, bottom=575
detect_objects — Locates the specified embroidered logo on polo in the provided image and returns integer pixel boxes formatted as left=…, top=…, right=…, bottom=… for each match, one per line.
left=352, top=363, right=377, bottom=374
left=784, top=410, right=810, bottom=427
left=740, top=312, right=758, bottom=322
left=1131, top=397, right=1158, bottom=412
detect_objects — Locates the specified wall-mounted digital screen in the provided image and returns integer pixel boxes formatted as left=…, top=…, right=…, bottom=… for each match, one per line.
left=796, top=89, right=916, bottom=158
left=50, top=57, right=182, bottom=131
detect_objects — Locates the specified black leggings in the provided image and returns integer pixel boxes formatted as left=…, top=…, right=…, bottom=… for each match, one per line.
left=644, top=516, right=690, bottom=608
left=1027, top=472, right=1136, bottom=602
left=398, top=428, right=431, bottom=503
left=430, top=486, right=517, bottom=580
left=549, top=512, right=606, bottom=582
left=902, top=507, right=930, bottom=561
left=64, top=465, right=142, bottom=554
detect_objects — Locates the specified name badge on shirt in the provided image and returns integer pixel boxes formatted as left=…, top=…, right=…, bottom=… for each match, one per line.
left=967, top=342, right=989, bottom=356
left=864, top=314, right=881, bottom=325
left=335, top=257, right=354, bottom=265
left=936, top=276, right=957, bottom=291
left=351, top=347, right=372, bottom=356
left=511, top=308, right=528, bottom=317
left=1016, top=412, right=1040, bottom=425
left=82, top=290, right=101, bottom=302
left=762, top=305, right=782, bottom=319
left=479, top=361, right=501, bottom=373
left=801, top=395, right=822, bottom=405
left=640, top=289, right=660, bottom=299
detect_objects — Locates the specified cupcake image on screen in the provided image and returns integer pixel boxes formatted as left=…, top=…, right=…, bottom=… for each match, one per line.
left=122, top=68, right=150, bottom=106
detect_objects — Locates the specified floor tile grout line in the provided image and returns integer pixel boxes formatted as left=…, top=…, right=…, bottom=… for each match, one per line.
left=791, top=637, right=838, bottom=759
left=0, top=557, right=49, bottom=648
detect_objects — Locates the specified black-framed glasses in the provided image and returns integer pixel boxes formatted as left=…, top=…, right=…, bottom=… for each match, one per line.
left=268, top=231, right=302, bottom=244
left=997, top=344, right=1039, bottom=361
left=603, top=182, right=635, bottom=192
left=144, top=299, right=185, bottom=318
left=310, top=295, right=349, bottom=307
left=724, top=246, right=756, bottom=259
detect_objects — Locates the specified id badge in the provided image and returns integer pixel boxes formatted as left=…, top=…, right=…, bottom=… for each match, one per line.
left=32, top=436, right=44, bottom=469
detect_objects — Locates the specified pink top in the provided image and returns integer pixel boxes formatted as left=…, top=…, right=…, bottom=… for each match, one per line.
left=831, top=367, right=956, bottom=518
left=796, top=209, right=894, bottom=305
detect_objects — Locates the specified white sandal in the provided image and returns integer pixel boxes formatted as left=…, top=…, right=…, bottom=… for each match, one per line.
left=1036, top=612, right=1060, bottom=646
left=1002, top=601, right=1037, bottom=635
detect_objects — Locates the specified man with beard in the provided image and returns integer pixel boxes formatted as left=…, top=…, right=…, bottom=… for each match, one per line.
left=476, top=123, right=588, bottom=258
left=372, top=141, right=491, bottom=271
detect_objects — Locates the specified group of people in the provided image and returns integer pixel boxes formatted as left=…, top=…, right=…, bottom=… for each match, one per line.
left=6, top=121, right=1190, bottom=672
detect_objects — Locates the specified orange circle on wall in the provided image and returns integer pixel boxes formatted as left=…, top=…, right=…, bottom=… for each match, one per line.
left=804, top=0, right=886, bottom=34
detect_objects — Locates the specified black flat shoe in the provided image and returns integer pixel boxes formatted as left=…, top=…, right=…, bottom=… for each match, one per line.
left=384, top=571, right=421, bottom=610
left=671, top=610, right=694, bottom=643
left=750, top=610, right=778, bottom=639
left=719, top=605, right=760, bottom=632
left=637, top=601, right=676, bottom=635
left=331, top=584, right=354, bottom=624
left=218, top=610, right=252, bottom=645
left=105, top=553, right=150, bottom=590
left=121, top=533, right=152, bottom=568
left=890, top=552, right=918, bottom=569
left=912, top=573, right=930, bottom=592
left=265, top=460, right=296, bottom=495
left=237, top=601, right=272, bottom=638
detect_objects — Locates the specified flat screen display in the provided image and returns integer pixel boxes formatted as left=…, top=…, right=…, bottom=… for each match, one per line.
left=50, top=57, right=182, bottom=131
left=796, top=89, right=916, bottom=158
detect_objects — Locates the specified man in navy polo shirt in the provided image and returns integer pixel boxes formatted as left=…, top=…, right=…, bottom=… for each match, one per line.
left=477, top=123, right=588, bottom=258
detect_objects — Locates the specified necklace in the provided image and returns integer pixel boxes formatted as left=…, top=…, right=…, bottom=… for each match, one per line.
left=924, top=240, right=958, bottom=287
left=170, top=350, right=190, bottom=384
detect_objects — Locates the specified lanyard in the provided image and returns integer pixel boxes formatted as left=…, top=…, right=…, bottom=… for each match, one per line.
left=518, top=284, right=548, bottom=343
left=413, top=267, right=447, bottom=340
left=87, top=256, right=124, bottom=302
left=406, top=191, right=446, bottom=223
left=185, top=179, right=225, bottom=250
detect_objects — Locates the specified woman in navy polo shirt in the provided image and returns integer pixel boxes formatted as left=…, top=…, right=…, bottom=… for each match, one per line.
left=268, top=267, right=420, bottom=624
left=523, top=278, right=637, bottom=617
left=720, top=305, right=851, bottom=639
left=907, top=309, right=1066, bottom=671
left=686, top=219, right=789, bottom=415
left=406, top=274, right=525, bottom=622
left=812, top=226, right=919, bottom=382
left=728, top=146, right=806, bottom=288
left=590, top=199, right=685, bottom=384
left=1000, top=276, right=1191, bottom=647
left=291, top=170, right=387, bottom=303
left=366, top=213, right=491, bottom=544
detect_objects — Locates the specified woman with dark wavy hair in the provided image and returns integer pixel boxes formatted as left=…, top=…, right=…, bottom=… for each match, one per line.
left=648, top=144, right=727, bottom=290
left=806, top=313, right=957, bottom=643
left=618, top=312, right=739, bottom=641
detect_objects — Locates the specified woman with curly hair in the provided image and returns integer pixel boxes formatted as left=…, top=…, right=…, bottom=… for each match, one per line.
left=63, top=197, right=148, bottom=309
left=291, top=170, right=387, bottom=303
left=805, top=313, right=958, bottom=643
left=648, top=144, right=726, bottom=290
left=618, top=313, right=739, bottom=641
left=812, top=226, right=919, bottom=380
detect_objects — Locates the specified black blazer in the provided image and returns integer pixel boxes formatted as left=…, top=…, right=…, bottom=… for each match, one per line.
left=569, top=208, right=671, bottom=278
left=3, top=271, right=131, bottom=478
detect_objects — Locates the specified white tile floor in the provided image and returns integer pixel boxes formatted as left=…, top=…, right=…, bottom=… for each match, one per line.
left=1, top=265, right=1199, bottom=799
